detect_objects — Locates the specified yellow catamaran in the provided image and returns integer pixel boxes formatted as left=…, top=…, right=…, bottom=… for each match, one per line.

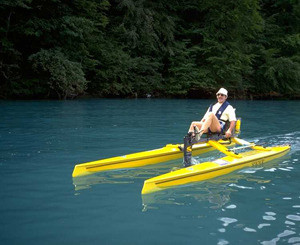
left=72, top=119, right=290, bottom=194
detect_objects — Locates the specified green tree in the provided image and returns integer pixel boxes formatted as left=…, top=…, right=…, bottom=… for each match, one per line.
left=0, top=0, right=299, bottom=99
left=86, top=0, right=176, bottom=97
left=29, top=49, right=87, bottom=99
left=0, top=0, right=109, bottom=99
left=251, top=0, right=300, bottom=96
left=0, top=0, right=31, bottom=98
left=195, top=0, right=262, bottom=93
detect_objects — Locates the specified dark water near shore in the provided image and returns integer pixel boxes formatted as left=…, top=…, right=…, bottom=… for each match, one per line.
left=1, top=99, right=299, bottom=245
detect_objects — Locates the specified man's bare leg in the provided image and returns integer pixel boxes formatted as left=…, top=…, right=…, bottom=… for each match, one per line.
left=198, top=113, right=222, bottom=138
left=188, top=121, right=203, bottom=135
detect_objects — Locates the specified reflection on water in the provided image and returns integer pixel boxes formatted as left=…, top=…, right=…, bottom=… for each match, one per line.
left=141, top=173, right=269, bottom=211
left=72, top=159, right=180, bottom=191
left=142, top=155, right=291, bottom=209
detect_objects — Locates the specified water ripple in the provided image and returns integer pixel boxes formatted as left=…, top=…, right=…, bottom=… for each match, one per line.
left=228, top=183, right=253, bottom=189
left=244, top=227, right=257, bottom=232
left=218, top=217, right=238, bottom=227
left=263, top=215, right=276, bottom=221
left=285, top=220, right=295, bottom=226
left=288, top=237, right=300, bottom=243
left=286, top=215, right=300, bottom=221
left=278, top=230, right=296, bottom=238
left=217, top=239, right=229, bottom=245
left=258, top=223, right=271, bottom=229
left=261, top=229, right=297, bottom=244
left=225, top=204, right=237, bottom=209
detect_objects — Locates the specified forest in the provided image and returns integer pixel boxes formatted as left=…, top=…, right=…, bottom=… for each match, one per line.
left=0, top=0, right=299, bottom=99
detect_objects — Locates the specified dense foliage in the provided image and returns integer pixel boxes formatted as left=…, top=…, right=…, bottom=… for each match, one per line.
left=0, top=0, right=299, bottom=99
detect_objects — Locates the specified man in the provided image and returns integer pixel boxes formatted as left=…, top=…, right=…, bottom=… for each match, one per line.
left=188, top=88, right=237, bottom=141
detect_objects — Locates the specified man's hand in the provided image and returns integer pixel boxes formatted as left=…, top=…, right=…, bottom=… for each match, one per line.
left=225, top=121, right=236, bottom=138
left=225, top=129, right=232, bottom=138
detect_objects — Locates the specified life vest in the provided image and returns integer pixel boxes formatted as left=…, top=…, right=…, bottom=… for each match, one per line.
left=209, top=101, right=230, bottom=121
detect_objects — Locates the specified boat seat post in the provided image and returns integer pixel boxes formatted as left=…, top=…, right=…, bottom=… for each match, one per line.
left=183, top=133, right=193, bottom=167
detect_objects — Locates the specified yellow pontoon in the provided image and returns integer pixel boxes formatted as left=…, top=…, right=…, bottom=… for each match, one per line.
left=141, top=139, right=290, bottom=194
left=72, top=139, right=234, bottom=177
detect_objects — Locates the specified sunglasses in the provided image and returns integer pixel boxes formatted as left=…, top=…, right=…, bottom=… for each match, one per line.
left=217, top=94, right=226, bottom=97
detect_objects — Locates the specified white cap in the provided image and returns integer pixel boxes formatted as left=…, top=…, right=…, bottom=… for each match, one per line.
left=216, top=88, right=228, bottom=97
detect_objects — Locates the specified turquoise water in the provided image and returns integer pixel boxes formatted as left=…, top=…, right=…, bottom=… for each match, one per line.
left=1, top=99, right=299, bottom=245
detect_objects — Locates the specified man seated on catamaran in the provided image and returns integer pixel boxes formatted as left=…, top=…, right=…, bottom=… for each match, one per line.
left=188, top=88, right=237, bottom=141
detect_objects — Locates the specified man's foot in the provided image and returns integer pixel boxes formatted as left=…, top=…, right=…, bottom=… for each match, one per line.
left=194, top=126, right=202, bottom=141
